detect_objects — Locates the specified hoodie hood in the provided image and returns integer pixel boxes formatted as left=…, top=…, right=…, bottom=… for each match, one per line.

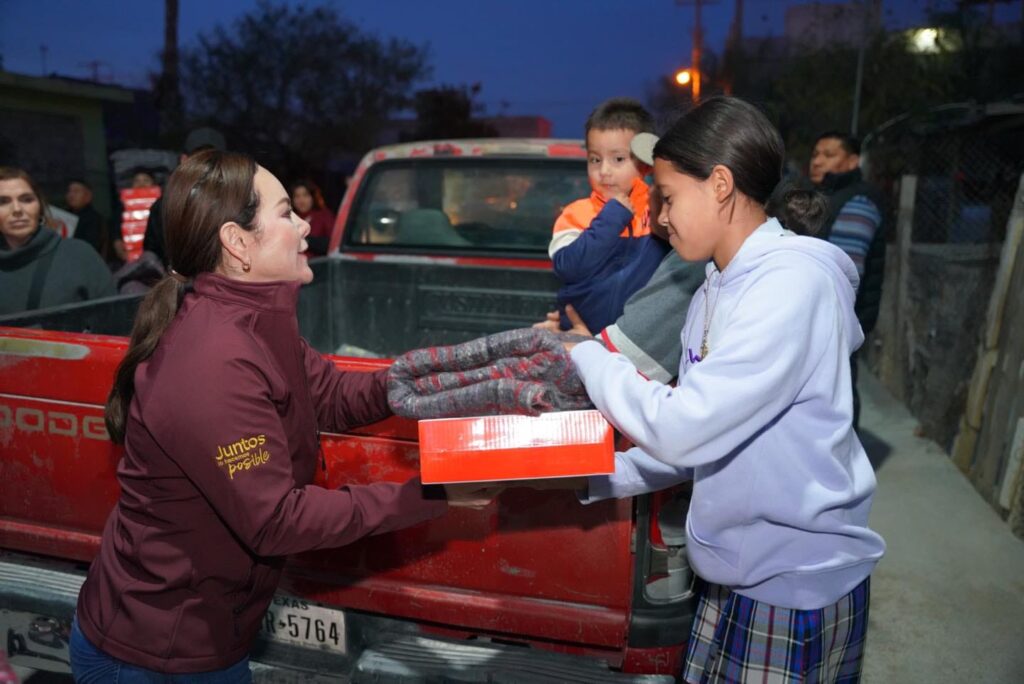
left=707, top=218, right=864, bottom=353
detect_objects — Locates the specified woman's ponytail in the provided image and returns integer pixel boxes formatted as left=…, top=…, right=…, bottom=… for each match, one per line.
left=105, top=275, right=191, bottom=443
left=103, top=150, right=258, bottom=444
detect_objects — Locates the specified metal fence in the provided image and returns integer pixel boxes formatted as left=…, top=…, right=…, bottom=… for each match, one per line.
left=864, top=102, right=1024, bottom=245
left=861, top=102, right=1024, bottom=450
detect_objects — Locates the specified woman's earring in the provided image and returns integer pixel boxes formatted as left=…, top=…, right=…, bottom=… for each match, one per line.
left=242, top=260, right=251, bottom=273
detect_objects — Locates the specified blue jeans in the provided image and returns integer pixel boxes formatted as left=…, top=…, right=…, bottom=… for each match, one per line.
left=69, top=617, right=252, bottom=683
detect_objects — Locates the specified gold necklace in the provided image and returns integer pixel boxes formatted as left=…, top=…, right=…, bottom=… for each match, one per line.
left=700, top=272, right=725, bottom=359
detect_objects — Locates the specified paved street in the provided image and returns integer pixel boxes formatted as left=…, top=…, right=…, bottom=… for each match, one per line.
left=859, top=369, right=1024, bottom=683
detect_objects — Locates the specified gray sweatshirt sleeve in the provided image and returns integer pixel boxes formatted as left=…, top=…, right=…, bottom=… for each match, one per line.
left=600, top=252, right=705, bottom=383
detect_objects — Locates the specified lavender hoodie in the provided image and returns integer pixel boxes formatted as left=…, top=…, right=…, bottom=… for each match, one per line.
left=571, top=218, right=885, bottom=610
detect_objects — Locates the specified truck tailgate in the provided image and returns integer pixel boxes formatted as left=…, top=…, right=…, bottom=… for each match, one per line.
left=0, top=326, right=638, bottom=658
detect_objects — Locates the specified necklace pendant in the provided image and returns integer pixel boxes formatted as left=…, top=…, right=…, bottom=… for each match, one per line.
left=700, top=340, right=709, bottom=359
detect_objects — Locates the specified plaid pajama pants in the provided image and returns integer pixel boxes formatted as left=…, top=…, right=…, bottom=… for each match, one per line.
left=682, top=578, right=870, bottom=684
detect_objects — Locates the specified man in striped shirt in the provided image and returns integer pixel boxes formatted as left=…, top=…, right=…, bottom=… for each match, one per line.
left=810, top=131, right=887, bottom=429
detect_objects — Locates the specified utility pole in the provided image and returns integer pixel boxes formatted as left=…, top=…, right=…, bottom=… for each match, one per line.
left=692, top=0, right=702, bottom=101
left=724, top=0, right=744, bottom=94
left=677, top=0, right=719, bottom=102
left=158, top=0, right=182, bottom=140
left=850, top=0, right=880, bottom=136
left=39, top=45, right=48, bottom=76
left=729, top=0, right=744, bottom=47
left=79, top=60, right=108, bottom=82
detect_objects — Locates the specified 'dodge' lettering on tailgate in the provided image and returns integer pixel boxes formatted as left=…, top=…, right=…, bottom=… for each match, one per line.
left=0, top=404, right=109, bottom=441
left=215, top=434, right=271, bottom=480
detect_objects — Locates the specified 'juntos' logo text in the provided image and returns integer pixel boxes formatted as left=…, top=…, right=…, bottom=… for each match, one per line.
left=215, top=434, right=271, bottom=479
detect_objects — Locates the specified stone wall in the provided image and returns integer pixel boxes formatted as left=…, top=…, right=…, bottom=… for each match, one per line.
left=866, top=243, right=1000, bottom=449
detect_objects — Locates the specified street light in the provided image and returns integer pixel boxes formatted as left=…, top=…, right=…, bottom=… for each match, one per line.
left=673, top=67, right=700, bottom=102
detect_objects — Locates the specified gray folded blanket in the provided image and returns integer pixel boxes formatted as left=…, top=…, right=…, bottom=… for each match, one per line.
left=387, top=328, right=594, bottom=419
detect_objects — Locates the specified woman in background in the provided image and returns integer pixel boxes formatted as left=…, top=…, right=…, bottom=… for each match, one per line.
left=0, top=167, right=114, bottom=315
left=290, top=178, right=334, bottom=255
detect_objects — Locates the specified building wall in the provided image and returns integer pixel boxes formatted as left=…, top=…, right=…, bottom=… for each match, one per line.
left=0, top=74, right=131, bottom=218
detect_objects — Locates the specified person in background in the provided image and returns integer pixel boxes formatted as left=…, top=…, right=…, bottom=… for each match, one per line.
left=809, top=131, right=887, bottom=429
left=566, top=97, right=884, bottom=683
left=548, top=97, right=670, bottom=333
left=1, top=167, right=115, bottom=315
left=66, top=178, right=110, bottom=260
left=69, top=150, right=488, bottom=682
left=290, top=178, right=334, bottom=255
left=144, top=127, right=227, bottom=267
left=131, top=169, right=157, bottom=188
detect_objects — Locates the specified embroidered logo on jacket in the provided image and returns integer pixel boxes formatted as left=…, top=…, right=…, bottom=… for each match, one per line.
left=215, top=434, right=271, bottom=479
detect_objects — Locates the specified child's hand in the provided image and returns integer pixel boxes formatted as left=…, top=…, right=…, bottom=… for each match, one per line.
left=562, top=305, right=593, bottom=337
left=611, top=190, right=633, bottom=214
left=532, top=311, right=561, bottom=332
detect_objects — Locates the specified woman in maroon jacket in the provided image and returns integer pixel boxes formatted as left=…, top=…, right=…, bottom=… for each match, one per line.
left=71, top=151, right=484, bottom=682
left=289, top=179, right=334, bottom=256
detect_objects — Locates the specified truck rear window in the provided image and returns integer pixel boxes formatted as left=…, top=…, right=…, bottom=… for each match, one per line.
left=344, top=158, right=589, bottom=255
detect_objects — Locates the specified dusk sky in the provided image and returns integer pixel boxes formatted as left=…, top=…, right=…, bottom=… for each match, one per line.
left=1, top=0, right=1018, bottom=137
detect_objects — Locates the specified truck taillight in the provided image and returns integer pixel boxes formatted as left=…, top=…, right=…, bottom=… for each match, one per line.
left=625, top=485, right=696, bottom=654
left=644, top=487, right=694, bottom=603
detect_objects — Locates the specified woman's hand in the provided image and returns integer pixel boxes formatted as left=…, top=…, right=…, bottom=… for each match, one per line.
left=444, top=482, right=505, bottom=509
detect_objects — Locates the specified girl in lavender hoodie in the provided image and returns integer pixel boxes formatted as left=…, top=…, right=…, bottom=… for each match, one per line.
left=567, top=97, right=885, bottom=683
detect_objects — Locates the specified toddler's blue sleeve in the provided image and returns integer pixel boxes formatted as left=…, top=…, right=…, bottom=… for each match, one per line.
left=552, top=200, right=633, bottom=284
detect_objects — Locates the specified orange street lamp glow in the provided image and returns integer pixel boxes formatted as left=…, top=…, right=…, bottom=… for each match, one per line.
left=675, top=69, right=692, bottom=86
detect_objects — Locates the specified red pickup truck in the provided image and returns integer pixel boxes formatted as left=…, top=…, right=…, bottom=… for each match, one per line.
left=0, top=139, right=694, bottom=681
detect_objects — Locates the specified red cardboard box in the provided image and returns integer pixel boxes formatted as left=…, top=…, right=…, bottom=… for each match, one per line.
left=418, top=409, right=614, bottom=484
left=119, top=187, right=161, bottom=263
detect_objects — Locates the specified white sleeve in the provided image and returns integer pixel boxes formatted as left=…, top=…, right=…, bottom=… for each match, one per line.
left=570, top=263, right=839, bottom=470
left=582, top=446, right=693, bottom=503
left=547, top=228, right=582, bottom=258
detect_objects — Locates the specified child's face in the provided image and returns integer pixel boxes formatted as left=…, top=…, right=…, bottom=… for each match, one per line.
left=586, top=128, right=643, bottom=201
left=654, top=158, right=720, bottom=263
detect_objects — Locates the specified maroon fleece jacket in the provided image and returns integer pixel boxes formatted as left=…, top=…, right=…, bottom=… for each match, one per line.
left=76, top=273, right=447, bottom=673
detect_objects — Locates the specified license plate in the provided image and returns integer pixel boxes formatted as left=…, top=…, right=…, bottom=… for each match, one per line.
left=260, top=595, right=346, bottom=654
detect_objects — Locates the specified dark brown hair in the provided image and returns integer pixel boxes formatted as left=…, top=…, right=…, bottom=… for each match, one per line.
left=105, top=150, right=260, bottom=443
left=289, top=178, right=326, bottom=212
left=655, top=97, right=827, bottom=235
left=0, top=166, right=49, bottom=227
left=585, top=97, right=655, bottom=137
left=814, top=130, right=861, bottom=156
